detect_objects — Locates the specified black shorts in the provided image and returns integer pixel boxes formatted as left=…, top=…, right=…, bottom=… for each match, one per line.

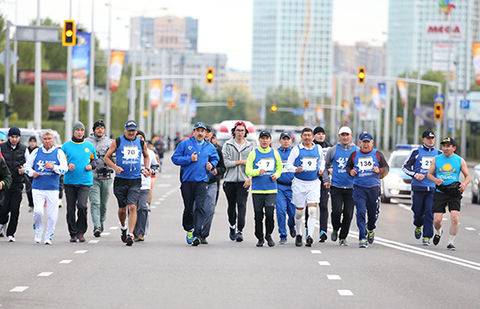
left=433, top=192, right=461, bottom=213
left=113, top=177, right=142, bottom=208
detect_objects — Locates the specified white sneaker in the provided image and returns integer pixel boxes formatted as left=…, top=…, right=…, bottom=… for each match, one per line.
left=8, top=236, right=15, bottom=242
left=44, top=239, right=52, bottom=245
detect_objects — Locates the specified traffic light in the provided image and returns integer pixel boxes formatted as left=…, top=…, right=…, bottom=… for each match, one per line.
left=304, top=99, right=309, bottom=109
left=434, top=102, right=443, bottom=121
left=227, top=96, right=235, bottom=109
left=205, top=67, right=215, bottom=84
left=357, top=66, right=366, bottom=84
left=270, top=104, right=278, bottom=112
left=62, top=20, right=76, bottom=47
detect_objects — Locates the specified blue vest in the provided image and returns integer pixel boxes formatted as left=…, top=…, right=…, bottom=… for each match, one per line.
left=332, top=145, right=355, bottom=188
left=353, top=149, right=381, bottom=188
left=294, top=145, right=321, bottom=181
left=251, top=148, right=277, bottom=191
left=115, top=135, right=142, bottom=179
left=277, top=146, right=294, bottom=186
left=32, top=147, right=61, bottom=190
left=435, top=153, right=462, bottom=186
left=412, top=146, right=438, bottom=189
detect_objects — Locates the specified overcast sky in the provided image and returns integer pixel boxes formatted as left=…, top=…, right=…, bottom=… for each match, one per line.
left=0, top=0, right=388, bottom=70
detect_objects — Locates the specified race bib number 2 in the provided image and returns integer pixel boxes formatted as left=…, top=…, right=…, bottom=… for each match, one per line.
left=420, top=157, right=433, bottom=170
left=357, top=157, right=374, bottom=172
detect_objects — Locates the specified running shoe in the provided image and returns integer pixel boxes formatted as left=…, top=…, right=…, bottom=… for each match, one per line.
left=265, top=235, right=275, bottom=247
left=229, top=227, right=236, bottom=241
left=235, top=231, right=243, bottom=242
left=331, top=230, right=338, bottom=242
left=433, top=231, right=442, bottom=246
left=422, top=237, right=430, bottom=246
left=279, top=238, right=287, bottom=245
left=339, top=239, right=348, bottom=246
left=186, top=230, right=194, bottom=245
left=319, top=231, right=327, bottom=243
left=44, top=239, right=52, bottom=245
left=200, top=237, right=208, bottom=245
left=121, top=228, right=128, bottom=243
left=93, top=228, right=101, bottom=238
left=28, top=207, right=33, bottom=213
left=305, top=236, right=313, bottom=247
left=192, top=237, right=200, bottom=246
left=77, top=233, right=86, bottom=243
left=447, top=243, right=456, bottom=251
left=70, top=236, right=78, bottom=243
left=126, top=234, right=134, bottom=246
left=289, top=228, right=296, bottom=238
left=8, top=236, right=15, bottom=242
left=367, top=230, right=375, bottom=244
left=295, top=235, right=303, bottom=247
left=256, top=239, right=264, bottom=247
left=359, top=239, right=368, bottom=248
left=414, top=226, right=422, bottom=240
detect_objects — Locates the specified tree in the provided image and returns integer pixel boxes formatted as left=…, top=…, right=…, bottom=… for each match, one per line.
left=264, top=87, right=304, bottom=126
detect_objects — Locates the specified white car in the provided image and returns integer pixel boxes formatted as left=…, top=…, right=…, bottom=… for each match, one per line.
left=471, top=164, right=480, bottom=204
left=0, top=128, right=62, bottom=146
left=214, top=120, right=258, bottom=147
left=381, top=147, right=414, bottom=204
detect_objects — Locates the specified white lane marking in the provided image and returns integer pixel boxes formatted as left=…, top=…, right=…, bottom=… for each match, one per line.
left=110, top=227, right=119, bottom=230
left=154, top=201, right=161, bottom=205
left=59, top=260, right=72, bottom=264
left=151, top=206, right=157, bottom=209
left=101, top=232, right=110, bottom=236
left=10, top=286, right=28, bottom=293
left=465, top=227, right=476, bottom=231
left=37, top=272, right=53, bottom=277
left=348, top=231, right=480, bottom=271
left=310, top=250, right=322, bottom=254
left=338, top=290, right=354, bottom=296
left=88, top=240, right=99, bottom=244
left=327, top=275, right=342, bottom=280
left=318, top=261, right=331, bottom=266
left=159, top=198, right=165, bottom=201
left=74, top=250, right=88, bottom=254
left=397, top=203, right=411, bottom=211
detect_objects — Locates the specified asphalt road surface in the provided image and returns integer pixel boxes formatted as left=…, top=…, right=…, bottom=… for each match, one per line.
left=1, top=158, right=479, bottom=309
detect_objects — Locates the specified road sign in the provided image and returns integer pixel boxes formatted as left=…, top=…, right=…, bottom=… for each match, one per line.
left=15, top=26, right=60, bottom=43
left=354, top=96, right=361, bottom=108
left=292, top=108, right=304, bottom=116
left=460, top=99, right=470, bottom=110
left=434, top=94, right=445, bottom=105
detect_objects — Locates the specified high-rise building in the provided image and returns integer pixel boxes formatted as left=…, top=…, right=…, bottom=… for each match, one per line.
left=387, top=0, right=480, bottom=90
left=129, top=17, right=154, bottom=50
left=334, top=42, right=386, bottom=76
left=251, top=0, right=333, bottom=100
left=185, top=17, right=198, bottom=52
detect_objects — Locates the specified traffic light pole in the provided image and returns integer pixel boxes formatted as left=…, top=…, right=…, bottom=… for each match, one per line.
left=4, top=21, right=11, bottom=128
left=34, top=0, right=42, bottom=129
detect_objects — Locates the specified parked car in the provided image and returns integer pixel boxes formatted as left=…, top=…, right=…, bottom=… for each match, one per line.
left=381, top=146, right=415, bottom=204
left=0, top=128, right=62, bottom=146
left=471, top=164, right=480, bottom=204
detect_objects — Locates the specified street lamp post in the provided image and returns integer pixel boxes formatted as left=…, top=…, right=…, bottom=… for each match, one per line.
left=34, top=0, right=42, bottom=129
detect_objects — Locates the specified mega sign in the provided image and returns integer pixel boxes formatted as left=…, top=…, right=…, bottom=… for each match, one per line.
left=425, top=23, right=463, bottom=41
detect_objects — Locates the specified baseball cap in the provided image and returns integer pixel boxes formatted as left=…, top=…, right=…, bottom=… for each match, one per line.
left=280, top=132, right=291, bottom=139
left=440, top=137, right=456, bottom=146
left=313, top=126, right=326, bottom=135
left=359, top=132, right=373, bottom=141
left=422, top=129, right=435, bottom=138
left=124, top=120, right=138, bottom=131
left=193, top=122, right=207, bottom=130
left=338, top=126, right=352, bottom=135
left=259, top=130, right=271, bottom=138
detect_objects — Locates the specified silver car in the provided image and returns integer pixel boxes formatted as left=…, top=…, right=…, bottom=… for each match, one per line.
left=381, top=149, right=412, bottom=204
left=471, top=164, right=480, bottom=204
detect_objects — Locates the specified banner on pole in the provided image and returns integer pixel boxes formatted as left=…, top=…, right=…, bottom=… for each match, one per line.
left=72, top=31, right=90, bottom=86
left=397, top=80, right=408, bottom=106
left=371, top=86, right=382, bottom=109
left=149, top=80, right=162, bottom=109
left=473, top=42, right=480, bottom=86
left=109, top=50, right=125, bottom=92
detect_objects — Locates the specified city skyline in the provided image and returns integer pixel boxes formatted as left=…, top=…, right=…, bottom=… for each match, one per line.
left=0, top=0, right=388, bottom=71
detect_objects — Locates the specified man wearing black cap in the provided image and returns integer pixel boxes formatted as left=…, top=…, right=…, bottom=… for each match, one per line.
left=312, top=126, right=332, bottom=242
left=427, top=137, right=471, bottom=251
left=0, top=127, right=27, bottom=242
left=105, top=120, right=150, bottom=246
left=172, top=122, right=219, bottom=246
left=402, top=129, right=441, bottom=245
left=347, top=132, right=389, bottom=248
left=87, top=120, right=113, bottom=237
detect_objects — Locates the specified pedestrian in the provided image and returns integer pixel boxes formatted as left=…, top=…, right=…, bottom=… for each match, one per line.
left=25, top=136, right=38, bottom=213
left=25, top=130, right=68, bottom=245
left=287, top=127, right=324, bottom=247
left=153, top=135, right=165, bottom=173
left=133, top=131, right=158, bottom=242
left=0, top=127, right=27, bottom=242
left=86, top=120, right=113, bottom=238
left=104, top=120, right=150, bottom=246
left=246, top=130, right=282, bottom=247
left=275, top=132, right=296, bottom=244
left=427, top=137, right=471, bottom=251
left=323, top=126, right=356, bottom=246
left=346, top=132, right=389, bottom=248
left=0, top=152, right=12, bottom=238
left=222, top=121, right=254, bottom=242
left=62, top=122, right=97, bottom=243
left=171, top=122, right=219, bottom=246
left=313, top=126, right=332, bottom=242
left=201, top=127, right=226, bottom=244
left=402, top=129, right=441, bottom=245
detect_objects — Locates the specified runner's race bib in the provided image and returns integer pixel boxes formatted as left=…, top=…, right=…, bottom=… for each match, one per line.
left=123, top=146, right=139, bottom=161
left=357, top=157, right=374, bottom=172
left=302, top=157, right=318, bottom=171
left=257, top=158, right=275, bottom=172
left=420, top=157, right=433, bottom=170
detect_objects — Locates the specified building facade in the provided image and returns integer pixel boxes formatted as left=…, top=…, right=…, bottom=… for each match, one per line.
left=251, top=0, right=333, bottom=100
left=333, top=42, right=386, bottom=76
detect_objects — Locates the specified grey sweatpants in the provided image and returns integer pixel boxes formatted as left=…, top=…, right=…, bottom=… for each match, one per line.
left=134, top=189, right=150, bottom=237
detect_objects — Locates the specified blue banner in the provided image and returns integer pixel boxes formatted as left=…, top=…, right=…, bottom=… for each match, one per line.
left=72, top=31, right=91, bottom=85
left=46, top=80, right=67, bottom=112
left=378, top=83, right=387, bottom=101
left=180, top=93, right=188, bottom=106
left=163, top=84, right=174, bottom=103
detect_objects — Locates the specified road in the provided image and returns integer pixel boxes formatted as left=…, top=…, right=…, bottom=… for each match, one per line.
left=1, top=158, right=479, bottom=309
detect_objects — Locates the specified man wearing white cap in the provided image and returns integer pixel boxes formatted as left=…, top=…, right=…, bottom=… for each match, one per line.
left=323, top=127, right=357, bottom=245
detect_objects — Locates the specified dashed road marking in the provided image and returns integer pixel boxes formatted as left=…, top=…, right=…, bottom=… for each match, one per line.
left=465, top=227, right=476, bottom=231
left=110, top=226, right=119, bottom=230
left=327, top=275, right=342, bottom=280
left=59, top=260, right=72, bottom=264
left=159, top=198, right=165, bottom=201
left=88, top=240, right=99, bottom=244
left=154, top=201, right=161, bottom=205
left=337, top=290, right=353, bottom=296
left=151, top=206, right=157, bottom=209
left=397, top=203, right=411, bottom=211
left=74, top=250, right=88, bottom=254
left=310, top=250, right=322, bottom=254
left=101, top=232, right=111, bottom=236
left=10, top=286, right=28, bottom=292
left=318, top=261, right=331, bottom=266
left=37, top=272, right=53, bottom=277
